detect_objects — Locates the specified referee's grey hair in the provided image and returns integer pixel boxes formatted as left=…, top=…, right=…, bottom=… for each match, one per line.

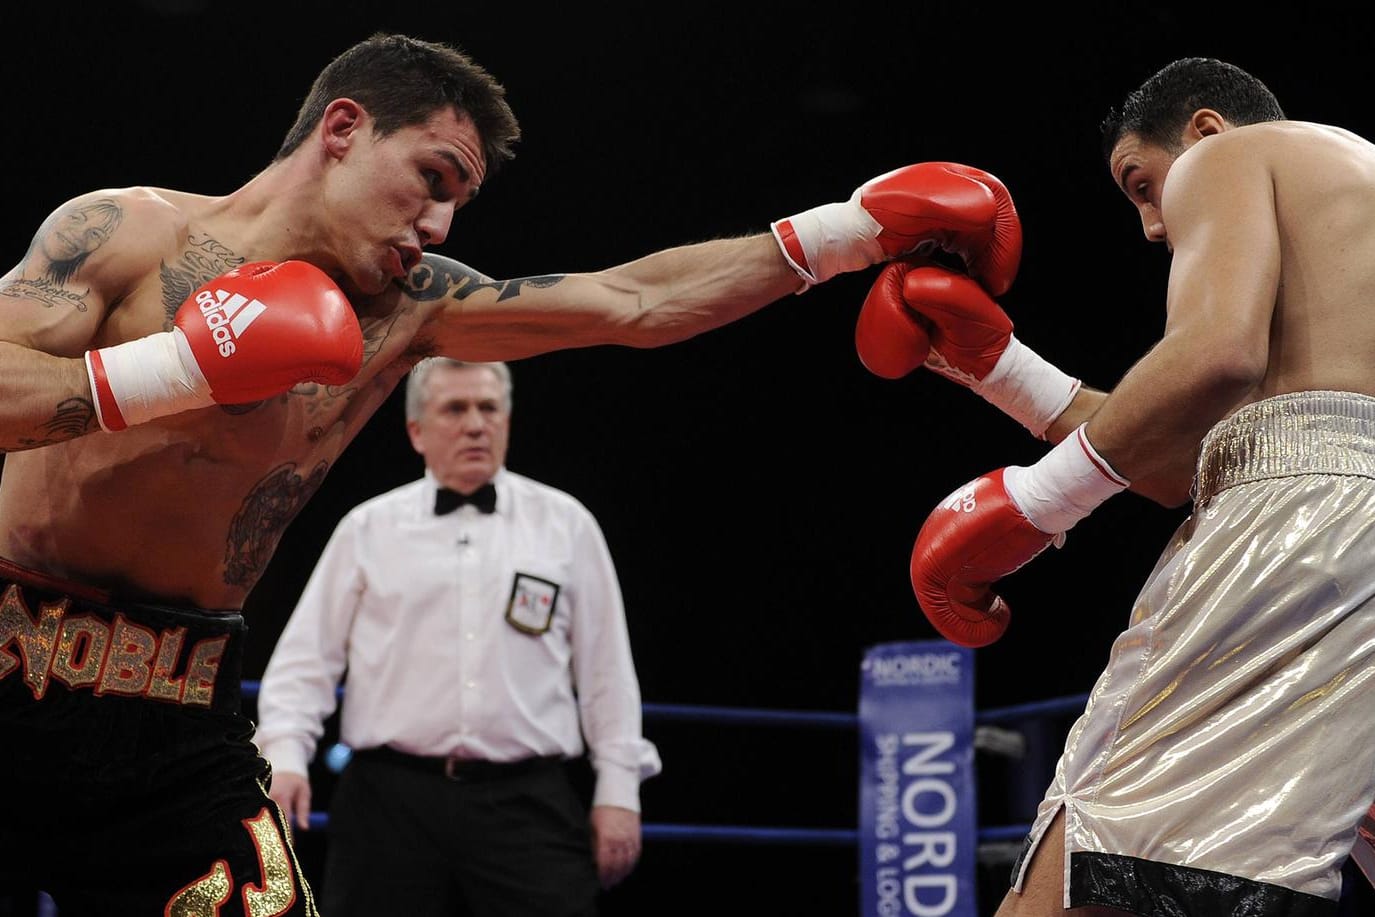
left=405, top=358, right=513, bottom=421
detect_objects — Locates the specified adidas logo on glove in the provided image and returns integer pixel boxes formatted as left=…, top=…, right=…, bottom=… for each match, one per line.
left=195, top=287, right=267, bottom=358
left=84, top=259, right=363, bottom=432
left=941, top=485, right=979, bottom=514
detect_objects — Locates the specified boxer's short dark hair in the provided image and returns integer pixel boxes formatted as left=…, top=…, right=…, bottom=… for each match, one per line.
left=1100, top=57, right=1285, bottom=162
left=275, top=32, right=520, bottom=176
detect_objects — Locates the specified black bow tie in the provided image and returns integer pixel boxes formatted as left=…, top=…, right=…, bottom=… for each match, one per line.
left=434, top=483, right=497, bottom=515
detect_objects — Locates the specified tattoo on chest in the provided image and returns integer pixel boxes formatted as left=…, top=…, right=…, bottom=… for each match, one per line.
left=290, top=310, right=404, bottom=414
left=359, top=310, right=403, bottom=366
left=1, top=198, right=124, bottom=311
left=405, top=259, right=564, bottom=303
left=160, top=234, right=246, bottom=326
left=223, top=461, right=328, bottom=588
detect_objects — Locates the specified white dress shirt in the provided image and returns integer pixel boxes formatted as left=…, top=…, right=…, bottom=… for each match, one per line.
left=255, top=468, right=661, bottom=811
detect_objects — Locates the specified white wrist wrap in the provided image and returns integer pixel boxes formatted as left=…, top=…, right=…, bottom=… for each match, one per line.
left=974, top=335, right=1083, bottom=439
left=1003, top=424, right=1129, bottom=535
left=86, top=330, right=213, bottom=431
left=770, top=192, right=884, bottom=289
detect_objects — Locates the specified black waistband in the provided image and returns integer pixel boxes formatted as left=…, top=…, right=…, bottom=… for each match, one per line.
left=351, top=745, right=564, bottom=782
left=0, top=558, right=245, bottom=714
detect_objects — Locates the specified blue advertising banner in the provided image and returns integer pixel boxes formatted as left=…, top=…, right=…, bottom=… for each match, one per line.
left=859, top=641, right=977, bottom=917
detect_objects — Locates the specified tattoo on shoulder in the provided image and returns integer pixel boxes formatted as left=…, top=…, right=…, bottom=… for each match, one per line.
left=1, top=198, right=125, bottom=311
left=223, top=461, right=329, bottom=588
left=160, top=234, right=247, bottom=326
left=404, top=257, right=564, bottom=303
left=28, top=199, right=123, bottom=285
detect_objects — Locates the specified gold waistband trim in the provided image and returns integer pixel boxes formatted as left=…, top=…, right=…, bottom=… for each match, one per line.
left=1195, top=391, right=1375, bottom=505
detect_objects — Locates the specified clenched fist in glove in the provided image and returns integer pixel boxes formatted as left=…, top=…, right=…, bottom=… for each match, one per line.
left=855, top=260, right=1080, bottom=438
left=85, top=261, right=364, bottom=431
left=910, top=424, right=1129, bottom=647
left=771, top=162, right=1022, bottom=295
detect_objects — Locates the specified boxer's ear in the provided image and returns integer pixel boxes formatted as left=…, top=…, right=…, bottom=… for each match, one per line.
left=1188, top=108, right=1229, bottom=140
left=321, top=99, right=368, bottom=159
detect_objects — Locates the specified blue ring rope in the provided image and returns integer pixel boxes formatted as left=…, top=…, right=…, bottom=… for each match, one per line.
left=242, top=680, right=1076, bottom=848
left=300, top=813, right=1028, bottom=846
left=239, top=681, right=1087, bottom=728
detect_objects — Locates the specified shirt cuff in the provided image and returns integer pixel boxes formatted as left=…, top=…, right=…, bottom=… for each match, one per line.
left=593, top=761, right=645, bottom=812
left=256, top=736, right=313, bottom=778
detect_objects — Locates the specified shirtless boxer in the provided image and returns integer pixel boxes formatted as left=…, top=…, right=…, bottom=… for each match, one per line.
left=0, top=31, right=1021, bottom=916
left=863, top=57, right=1375, bottom=915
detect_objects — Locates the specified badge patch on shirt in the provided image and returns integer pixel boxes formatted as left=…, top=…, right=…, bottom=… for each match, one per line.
left=505, top=572, right=560, bottom=635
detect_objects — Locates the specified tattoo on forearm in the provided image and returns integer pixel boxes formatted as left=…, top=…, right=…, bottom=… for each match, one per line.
left=160, top=234, right=246, bottom=326
left=405, top=258, right=564, bottom=302
left=9, top=398, right=97, bottom=449
left=223, top=461, right=328, bottom=587
left=43, top=398, right=96, bottom=438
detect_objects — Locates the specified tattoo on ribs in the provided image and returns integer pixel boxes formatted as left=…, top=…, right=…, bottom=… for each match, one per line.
left=223, top=462, right=328, bottom=587
left=405, top=259, right=564, bottom=303
left=160, top=234, right=247, bottom=326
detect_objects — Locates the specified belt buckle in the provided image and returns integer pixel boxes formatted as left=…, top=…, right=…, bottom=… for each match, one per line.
left=443, top=755, right=464, bottom=781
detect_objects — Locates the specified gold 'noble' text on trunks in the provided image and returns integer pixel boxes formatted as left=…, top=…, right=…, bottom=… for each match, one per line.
left=0, top=585, right=226, bottom=706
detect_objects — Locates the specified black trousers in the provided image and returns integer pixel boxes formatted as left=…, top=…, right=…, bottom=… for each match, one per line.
left=321, top=752, right=599, bottom=917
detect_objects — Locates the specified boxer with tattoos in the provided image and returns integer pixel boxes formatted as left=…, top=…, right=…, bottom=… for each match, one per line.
left=0, top=32, right=1019, bottom=915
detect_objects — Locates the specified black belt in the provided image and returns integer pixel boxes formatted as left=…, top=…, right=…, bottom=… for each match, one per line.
left=351, top=745, right=564, bottom=782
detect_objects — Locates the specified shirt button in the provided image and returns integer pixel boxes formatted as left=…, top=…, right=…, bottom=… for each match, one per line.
left=465, top=632, right=475, bottom=641
left=465, top=680, right=476, bottom=689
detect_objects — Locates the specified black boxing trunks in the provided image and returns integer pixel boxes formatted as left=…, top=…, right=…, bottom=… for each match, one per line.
left=0, top=558, right=317, bottom=916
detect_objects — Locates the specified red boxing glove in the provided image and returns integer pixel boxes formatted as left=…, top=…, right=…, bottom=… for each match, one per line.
left=853, top=258, right=933, bottom=379
left=904, top=265, right=1014, bottom=381
left=86, top=261, right=363, bottom=431
left=911, top=426, right=1129, bottom=647
left=856, top=261, right=1081, bottom=438
left=772, top=162, right=1022, bottom=295
left=857, top=260, right=1014, bottom=380
left=910, top=470, right=1056, bottom=648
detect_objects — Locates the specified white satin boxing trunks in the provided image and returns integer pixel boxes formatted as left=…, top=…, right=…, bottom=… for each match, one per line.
left=1013, top=390, right=1375, bottom=916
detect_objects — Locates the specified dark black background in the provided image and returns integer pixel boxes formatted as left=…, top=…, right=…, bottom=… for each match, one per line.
left=6, top=3, right=1375, bottom=914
